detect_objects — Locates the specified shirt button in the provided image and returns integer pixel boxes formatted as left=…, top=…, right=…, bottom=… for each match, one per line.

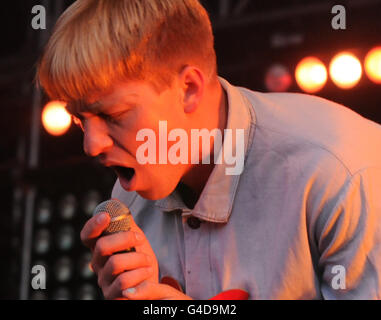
left=187, top=216, right=201, bottom=229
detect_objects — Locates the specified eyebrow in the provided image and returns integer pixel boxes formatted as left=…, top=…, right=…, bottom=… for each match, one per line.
left=66, top=100, right=103, bottom=118
left=66, top=94, right=138, bottom=118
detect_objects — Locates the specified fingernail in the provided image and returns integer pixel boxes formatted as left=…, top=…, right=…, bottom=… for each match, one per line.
left=96, top=213, right=108, bottom=224
left=123, top=287, right=136, bottom=297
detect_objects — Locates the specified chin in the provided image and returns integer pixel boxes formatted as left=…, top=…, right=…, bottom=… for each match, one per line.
left=136, top=189, right=168, bottom=201
left=136, top=180, right=179, bottom=201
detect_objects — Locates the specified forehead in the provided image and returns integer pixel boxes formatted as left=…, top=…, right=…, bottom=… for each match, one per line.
left=65, top=81, right=151, bottom=115
left=66, top=100, right=101, bottom=115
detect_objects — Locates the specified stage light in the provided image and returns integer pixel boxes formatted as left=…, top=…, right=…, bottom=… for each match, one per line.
left=54, top=256, right=73, bottom=282
left=265, top=64, right=292, bottom=92
left=52, top=287, right=71, bottom=300
left=42, top=101, right=72, bottom=136
left=27, top=167, right=113, bottom=300
left=34, top=229, right=50, bottom=254
left=35, top=198, right=52, bottom=225
left=82, top=190, right=102, bottom=216
left=59, top=194, right=77, bottom=220
left=30, top=291, right=48, bottom=300
left=76, top=284, right=98, bottom=300
left=56, top=225, right=75, bottom=251
left=295, top=57, right=328, bottom=93
left=364, top=46, right=381, bottom=84
left=329, top=52, right=362, bottom=89
left=78, top=252, right=94, bottom=279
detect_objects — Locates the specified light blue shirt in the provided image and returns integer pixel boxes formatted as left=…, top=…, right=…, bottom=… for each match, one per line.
left=112, top=77, right=381, bottom=299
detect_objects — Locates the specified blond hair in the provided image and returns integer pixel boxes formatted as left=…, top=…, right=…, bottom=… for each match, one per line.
left=37, top=0, right=217, bottom=104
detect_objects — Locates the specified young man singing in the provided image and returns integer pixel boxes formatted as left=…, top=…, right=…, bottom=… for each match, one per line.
left=37, top=0, right=381, bottom=300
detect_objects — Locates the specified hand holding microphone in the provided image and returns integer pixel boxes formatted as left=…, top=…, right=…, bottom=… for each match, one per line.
left=80, top=199, right=191, bottom=300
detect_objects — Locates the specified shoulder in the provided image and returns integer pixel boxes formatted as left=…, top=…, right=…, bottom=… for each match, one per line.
left=239, top=88, right=381, bottom=175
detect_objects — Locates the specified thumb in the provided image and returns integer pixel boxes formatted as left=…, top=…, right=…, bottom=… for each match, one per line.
left=123, top=281, right=193, bottom=300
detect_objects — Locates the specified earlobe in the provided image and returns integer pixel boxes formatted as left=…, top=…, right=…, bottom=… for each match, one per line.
left=184, top=102, right=197, bottom=113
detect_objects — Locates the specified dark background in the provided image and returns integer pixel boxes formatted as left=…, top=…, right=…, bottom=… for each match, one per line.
left=0, top=0, right=380, bottom=299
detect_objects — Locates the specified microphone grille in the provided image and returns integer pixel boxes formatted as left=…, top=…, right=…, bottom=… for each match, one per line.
left=93, top=199, right=132, bottom=235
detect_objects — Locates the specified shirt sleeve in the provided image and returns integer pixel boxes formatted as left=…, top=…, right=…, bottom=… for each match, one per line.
left=314, top=167, right=381, bottom=299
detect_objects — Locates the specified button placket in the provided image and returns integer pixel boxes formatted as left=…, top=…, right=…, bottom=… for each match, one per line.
left=182, top=215, right=214, bottom=299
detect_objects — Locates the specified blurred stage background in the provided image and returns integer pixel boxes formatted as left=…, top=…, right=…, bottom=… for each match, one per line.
left=0, top=0, right=380, bottom=299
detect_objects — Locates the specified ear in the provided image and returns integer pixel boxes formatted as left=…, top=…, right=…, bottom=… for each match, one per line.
left=178, top=66, right=205, bottom=114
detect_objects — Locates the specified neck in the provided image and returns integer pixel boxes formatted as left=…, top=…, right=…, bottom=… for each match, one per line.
left=179, top=80, right=228, bottom=207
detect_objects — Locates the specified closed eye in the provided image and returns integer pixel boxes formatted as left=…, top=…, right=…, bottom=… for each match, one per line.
left=99, top=111, right=127, bottom=124
left=71, top=109, right=128, bottom=129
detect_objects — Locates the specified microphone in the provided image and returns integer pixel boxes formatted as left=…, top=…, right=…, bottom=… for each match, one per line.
left=93, top=198, right=135, bottom=252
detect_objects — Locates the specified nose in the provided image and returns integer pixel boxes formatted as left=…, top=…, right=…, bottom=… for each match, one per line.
left=83, top=117, right=113, bottom=157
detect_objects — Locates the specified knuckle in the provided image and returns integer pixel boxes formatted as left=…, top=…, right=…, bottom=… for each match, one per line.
left=107, top=255, right=118, bottom=274
left=102, top=286, right=112, bottom=300
left=95, top=238, right=107, bottom=256
left=116, top=275, right=126, bottom=291
left=97, top=274, right=103, bottom=288
left=117, top=273, right=130, bottom=291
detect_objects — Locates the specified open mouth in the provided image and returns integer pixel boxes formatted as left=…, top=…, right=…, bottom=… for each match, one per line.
left=112, top=166, right=135, bottom=182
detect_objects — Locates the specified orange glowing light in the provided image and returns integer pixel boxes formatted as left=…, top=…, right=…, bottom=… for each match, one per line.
left=42, top=101, right=72, bottom=136
left=364, top=46, right=381, bottom=84
left=329, top=52, right=362, bottom=89
left=295, top=57, right=328, bottom=93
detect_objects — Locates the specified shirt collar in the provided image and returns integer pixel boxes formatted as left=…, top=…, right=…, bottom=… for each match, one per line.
left=155, top=76, right=256, bottom=223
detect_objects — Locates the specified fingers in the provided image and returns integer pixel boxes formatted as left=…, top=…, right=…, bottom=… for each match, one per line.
left=97, top=251, right=152, bottom=288
left=91, top=231, right=145, bottom=274
left=81, top=211, right=161, bottom=300
left=122, top=281, right=193, bottom=300
left=103, top=267, right=154, bottom=300
left=80, top=212, right=110, bottom=249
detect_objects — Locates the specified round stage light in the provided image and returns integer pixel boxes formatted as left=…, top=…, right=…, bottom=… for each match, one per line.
left=35, top=198, right=52, bottom=225
left=329, top=52, right=362, bottom=89
left=56, top=225, right=75, bottom=251
left=82, top=190, right=102, bottom=216
left=77, top=284, right=98, bottom=300
left=364, top=46, right=381, bottom=84
left=295, top=57, right=328, bottom=93
left=42, top=101, right=72, bottom=136
left=52, top=287, right=71, bottom=300
left=59, top=194, right=77, bottom=220
left=34, top=229, right=50, bottom=254
left=54, top=256, right=73, bottom=282
left=30, top=291, right=48, bottom=300
left=78, top=252, right=94, bottom=279
left=265, top=64, right=293, bottom=92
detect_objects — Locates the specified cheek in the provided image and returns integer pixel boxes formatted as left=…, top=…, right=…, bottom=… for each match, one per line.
left=123, top=107, right=188, bottom=166
left=114, top=112, right=147, bottom=148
